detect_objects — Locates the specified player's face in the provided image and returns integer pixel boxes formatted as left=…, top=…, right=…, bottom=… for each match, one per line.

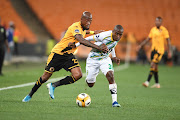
left=81, top=17, right=92, bottom=30
left=112, top=29, right=123, bottom=41
left=155, top=19, right=162, bottom=28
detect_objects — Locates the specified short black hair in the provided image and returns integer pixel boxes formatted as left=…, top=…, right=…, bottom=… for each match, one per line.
left=81, top=11, right=92, bottom=19
left=114, top=25, right=124, bottom=31
left=156, top=16, right=163, bottom=21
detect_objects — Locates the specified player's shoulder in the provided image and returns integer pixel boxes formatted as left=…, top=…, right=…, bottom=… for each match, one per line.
left=99, top=30, right=112, bottom=37
left=161, top=26, right=168, bottom=31
left=151, top=26, right=156, bottom=31
left=69, top=21, right=81, bottom=29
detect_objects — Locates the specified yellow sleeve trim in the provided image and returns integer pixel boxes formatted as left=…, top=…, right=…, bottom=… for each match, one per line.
left=93, top=35, right=96, bottom=41
left=45, top=70, right=53, bottom=74
left=89, top=31, right=94, bottom=34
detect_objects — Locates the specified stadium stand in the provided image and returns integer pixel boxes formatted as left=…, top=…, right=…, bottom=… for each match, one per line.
left=0, top=0, right=36, bottom=43
left=26, top=0, right=179, bottom=48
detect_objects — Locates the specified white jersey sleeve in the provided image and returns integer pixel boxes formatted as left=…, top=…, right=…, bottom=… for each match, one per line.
left=92, top=31, right=112, bottom=42
left=111, top=48, right=116, bottom=57
left=75, top=31, right=112, bottom=47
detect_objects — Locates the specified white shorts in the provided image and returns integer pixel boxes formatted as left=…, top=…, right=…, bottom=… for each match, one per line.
left=86, top=57, right=114, bottom=83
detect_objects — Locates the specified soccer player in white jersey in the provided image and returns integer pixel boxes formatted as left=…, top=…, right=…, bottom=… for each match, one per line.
left=71, top=25, right=124, bottom=107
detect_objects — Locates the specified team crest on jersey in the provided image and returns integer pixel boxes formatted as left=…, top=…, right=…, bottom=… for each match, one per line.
left=49, top=67, right=55, bottom=72
left=96, top=34, right=100, bottom=38
left=75, top=29, right=80, bottom=33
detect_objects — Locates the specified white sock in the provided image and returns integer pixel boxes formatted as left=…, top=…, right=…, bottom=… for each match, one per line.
left=156, top=83, right=160, bottom=85
left=111, top=94, right=117, bottom=103
left=109, top=83, right=117, bottom=103
left=145, top=81, right=149, bottom=85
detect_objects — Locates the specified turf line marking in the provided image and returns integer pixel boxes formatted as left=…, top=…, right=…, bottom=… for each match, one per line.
left=0, top=64, right=129, bottom=91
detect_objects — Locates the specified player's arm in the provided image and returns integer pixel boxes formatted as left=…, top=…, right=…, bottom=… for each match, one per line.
left=166, top=38, right=172, bottom=58
left=137, top=37, right=151, bottom=51
left=111, top=48, right=120, bottom=65
left=164, top=28, right=172, bottom=59
left=75, top=34, right=109, bottom=53
left=74, top=35, right=95, bottom=47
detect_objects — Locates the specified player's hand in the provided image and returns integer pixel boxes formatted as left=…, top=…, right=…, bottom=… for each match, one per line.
left=112, top=57, right=120, bottom=65
left=99, top=43, right=109, bottom=53
left=168, top=51, right=172, bottom=59
left=94, top=30, right=105, bottom=34
left=68, top=42, right=76, bottom=48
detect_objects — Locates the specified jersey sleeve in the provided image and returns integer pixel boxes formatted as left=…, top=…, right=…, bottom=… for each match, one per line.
left=92, top=32, right=108, bottom=42
left=111, top=48, right=116, bottom=57
left=71, top=26, right=83, bottom=36
left=148, top=28, right=153, bottom=38
left=163, top=28, right=170, bottom=38
left=85, top=35, right=95, bottom=41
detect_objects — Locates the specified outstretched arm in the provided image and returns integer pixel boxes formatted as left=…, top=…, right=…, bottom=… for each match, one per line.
left=137, top=37, right=151, bottom=51
left=75, top=35, right=94, bottom=47
left=75, top=34, right=109, bottom=53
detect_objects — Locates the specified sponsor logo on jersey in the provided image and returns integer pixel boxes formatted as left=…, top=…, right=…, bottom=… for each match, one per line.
left=75, top=29, right=80, bottom=33
left=96, top=34, right=100, bottom=38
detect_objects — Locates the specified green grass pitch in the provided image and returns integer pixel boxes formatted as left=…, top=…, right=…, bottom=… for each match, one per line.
left=0, top=61, right=180, bottom=120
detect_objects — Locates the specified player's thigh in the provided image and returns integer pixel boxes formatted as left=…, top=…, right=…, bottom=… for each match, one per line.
left=100, top=57, right=114, bottom=76
left=45, top=53, right=64, bottom=73
left=63, top=55, right=80, bottom=72
left=151, top=50, right=163, bottom=64
left=86, top=58, right=100, bottom=83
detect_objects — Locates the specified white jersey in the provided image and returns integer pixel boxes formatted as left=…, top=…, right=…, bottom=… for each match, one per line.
left=86, top=30, right=117, bottom=60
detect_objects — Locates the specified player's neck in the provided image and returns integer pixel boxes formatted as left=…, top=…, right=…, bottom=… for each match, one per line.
left=156, top=26, right=161, bottom=29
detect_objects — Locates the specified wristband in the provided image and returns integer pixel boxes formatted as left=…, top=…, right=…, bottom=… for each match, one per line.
left=75, top=42, right=80, bottom=47
left=89, top=31, right=94, bottom=34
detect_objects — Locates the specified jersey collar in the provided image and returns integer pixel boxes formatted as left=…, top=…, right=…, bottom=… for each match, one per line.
left=111, top=33, right=114, bottom=41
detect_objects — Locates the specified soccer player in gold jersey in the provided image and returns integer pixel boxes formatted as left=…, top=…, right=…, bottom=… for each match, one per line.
left=22, top=11, right=109, bottom=102
left=138, top=17, right=172, bottom=88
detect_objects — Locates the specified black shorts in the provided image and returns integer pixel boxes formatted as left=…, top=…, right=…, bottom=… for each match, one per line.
left=45, top=53, right=80, bottom=73
left=151, top=49, right=163, bottom=64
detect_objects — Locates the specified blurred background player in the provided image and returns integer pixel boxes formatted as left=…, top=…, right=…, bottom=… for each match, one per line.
left=5, top=21, right=15, bottom=65
left=138, top=17, right=172, bottom=88
left=22, top=11, right=109, bottom=102
left=0, top=17, right=9, bottom=76
left=13, top=27, right=20, bottom=56
left=71, top=25, right=123, bottom=107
